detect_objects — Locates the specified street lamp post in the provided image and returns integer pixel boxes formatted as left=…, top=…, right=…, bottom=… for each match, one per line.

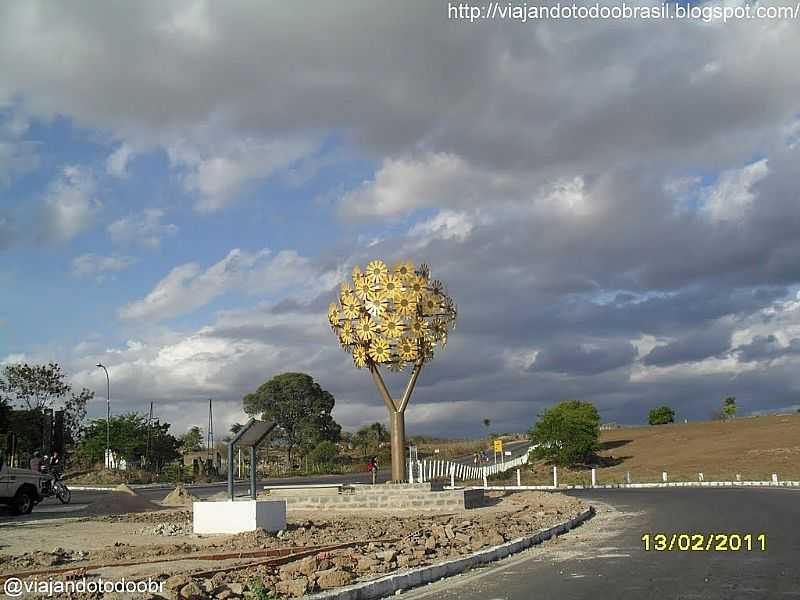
left=96, top=363, right=110, bottom=469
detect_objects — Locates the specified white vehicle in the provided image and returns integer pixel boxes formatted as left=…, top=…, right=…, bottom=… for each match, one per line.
left=0, top=449, right=49, bottom=515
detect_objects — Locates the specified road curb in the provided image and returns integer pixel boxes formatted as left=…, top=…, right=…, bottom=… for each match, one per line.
left=304, top=506, right=595, bottom=600
left=482, top=481, right=800, bottom=491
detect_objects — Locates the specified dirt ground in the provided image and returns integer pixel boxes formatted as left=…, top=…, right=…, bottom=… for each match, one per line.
left=520, top=413, right=800, bottom=485
left=0, top=489, right=586, bottom=599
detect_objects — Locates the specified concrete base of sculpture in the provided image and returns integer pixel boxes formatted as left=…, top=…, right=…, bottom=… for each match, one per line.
left=264, top=482, right=484, bottom=511
left=193, top=499, right=287, bottom=534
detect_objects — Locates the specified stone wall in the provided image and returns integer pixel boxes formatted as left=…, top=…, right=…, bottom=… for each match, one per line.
left=263, top=483, right=484, bottom=511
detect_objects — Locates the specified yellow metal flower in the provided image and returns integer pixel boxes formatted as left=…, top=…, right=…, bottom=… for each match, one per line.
left=380, top=314, right=404, bottom=339
left=341, top=296, right=361, bottom=319
left=355, top=316, right=378, bottom=341
left=397, top=336, right=418, bottom=361
left=388, top=356, right=406, bottom=372
left=395, top=294, right=417, bottom=317
left=393, top=260, right=415, bottom=281
left=352, top=265, right=363, bottom=280
left=339, top=283, right=354, bottom=302
left=382, top=275, right=404, bottom=301
left=339, top=322, right=356, bottom=345
left=419, top=293, right=442, bottom=316
left=408, top=318, right=430, bottom=339
left=353, top=345, right=368, bottom=368
left=406, top=275, right=427, bottom=299
left=429, top=279, right=445, bottom=295
left=431, top=318, right=448, bottom=340
left=365, top=295, right=388, bottom=318
left=369, top=336, right=391, bottom=362
left=366, top=260, right=389, bottom=285
left=328, top=303, right=340, bottom=328
left=354, top=272, right=370, bottom=300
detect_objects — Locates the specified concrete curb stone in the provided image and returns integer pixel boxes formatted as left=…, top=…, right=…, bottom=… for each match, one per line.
left=303, top=506, right=596, bottom=600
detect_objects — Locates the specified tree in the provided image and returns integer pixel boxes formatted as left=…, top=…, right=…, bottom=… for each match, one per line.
left=180, top=426, right=203, bottom=452
left=230, top=422, right=244, bottom=435
left=243, top=372, right=341, bottom=464
left=368, top=422, right=389, bottom=445
left=482, top=418, right=491, bottom=439
left=309, top=440, right=339, bottom=465
left=77, top=413, right=179, bottom=470
left=354, top=426, right=372, bottom=457
left=528, top=400, right=600, bottom=467
left=648, top=406, right=675, bottom=426
left=0, top=397, right=10, bottom=432
left=0, top=362, right=93, bottom=448
left=723, top=396, right=737, bottom=420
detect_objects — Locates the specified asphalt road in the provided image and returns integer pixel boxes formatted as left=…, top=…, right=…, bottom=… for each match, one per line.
left=402, top=488, right=800, bottom=600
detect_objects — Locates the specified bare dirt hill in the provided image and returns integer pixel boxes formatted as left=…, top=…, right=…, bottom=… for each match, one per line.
left=523, top=413, right=800, bottom=485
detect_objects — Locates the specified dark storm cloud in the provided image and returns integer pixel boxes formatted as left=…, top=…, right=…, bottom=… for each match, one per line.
left=642, top=326, right=733, bottom=367
left=734, top=335, right=800, bottom=363
left=531, top=341, right=637, bottom=375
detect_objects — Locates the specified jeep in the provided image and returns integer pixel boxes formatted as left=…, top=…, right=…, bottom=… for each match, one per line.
left=0, top=449, right=48, bottom=515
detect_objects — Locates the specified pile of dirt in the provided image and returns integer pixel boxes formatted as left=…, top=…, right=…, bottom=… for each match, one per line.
left=162, top=484, right=198, bottom=507
left=86, top=486, right=162, bottom=516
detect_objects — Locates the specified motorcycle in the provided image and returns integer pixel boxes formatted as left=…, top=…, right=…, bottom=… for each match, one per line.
left=39, top=464, right=71, bottom=505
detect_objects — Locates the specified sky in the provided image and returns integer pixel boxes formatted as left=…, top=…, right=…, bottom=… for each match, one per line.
left=1, top=1, right=800, bottom=440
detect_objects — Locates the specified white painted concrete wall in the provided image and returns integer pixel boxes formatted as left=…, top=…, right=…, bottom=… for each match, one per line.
left=193, top=500, right=287, bottom=534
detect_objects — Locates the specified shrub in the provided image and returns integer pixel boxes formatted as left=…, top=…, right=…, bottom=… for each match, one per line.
left=648, top=405, right=675, bottom=425
left=528, top=400, right=600, bottom=467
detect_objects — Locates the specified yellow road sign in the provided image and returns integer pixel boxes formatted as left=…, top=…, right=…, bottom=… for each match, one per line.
left=493, top=439, right=503, bottom=453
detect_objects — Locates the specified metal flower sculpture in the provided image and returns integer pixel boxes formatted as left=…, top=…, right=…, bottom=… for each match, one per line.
left=329, top=260, right=457, bottom=481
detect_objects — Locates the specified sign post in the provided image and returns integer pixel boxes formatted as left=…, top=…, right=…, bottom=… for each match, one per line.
left=493, top=439, right=503, bottom=465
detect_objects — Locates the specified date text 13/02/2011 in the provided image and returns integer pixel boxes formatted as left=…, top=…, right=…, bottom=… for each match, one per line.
left=641, top=533, right=766, bottom=552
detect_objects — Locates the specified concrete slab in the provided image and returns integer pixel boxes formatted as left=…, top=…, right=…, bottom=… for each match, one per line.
left=193, top=499, right=286, bottom=534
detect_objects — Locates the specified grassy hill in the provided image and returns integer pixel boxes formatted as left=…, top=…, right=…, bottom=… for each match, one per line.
left=521, top=413, right=800, bottom=485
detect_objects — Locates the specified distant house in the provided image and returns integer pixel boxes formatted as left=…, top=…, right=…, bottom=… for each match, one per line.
left=599, top=422, right=620, bottom=431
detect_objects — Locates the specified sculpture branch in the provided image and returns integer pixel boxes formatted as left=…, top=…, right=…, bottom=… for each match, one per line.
left=398, top=359, right=424, bottom=413
left=369, top=362, right=398, bottom=412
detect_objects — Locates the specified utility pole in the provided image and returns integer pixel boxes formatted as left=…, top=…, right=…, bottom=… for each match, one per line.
left=96, top=364, right=110, bottom=469
left=145, top=401, right=153, bottom=468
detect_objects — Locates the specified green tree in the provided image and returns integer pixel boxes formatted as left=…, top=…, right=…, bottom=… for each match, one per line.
left=77, top=413, right=179, bottom=469
left=528, top=400, right=600, bottom=467
left=368, top=422, right=389, bottom=445
left=0, top=362, right=93, bottom=448
left=0, top=397, right=10, bottom=432
left=243, top=372, right=341, bottom=464
left=353, top=426, right=372, bottom=457
left=648, top=405, right=675, bottom=425
left=309, top=440, right=339, bottom=465
left=723, top=396, right=737, bottom=420
left=180, top=426, right=204, bottom=452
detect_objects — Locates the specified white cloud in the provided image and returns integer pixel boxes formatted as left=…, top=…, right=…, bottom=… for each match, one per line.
left=71, top=253, right=136, bottom=280
left=107, top=208, right=178, bottom=249
left=106, top=143, right=135, bottom=178
left=702, top=159, right=770, bottom=222
left=118, top=247, right=327, bottom=321
left=41, top=166, right=100, bottom=242
left=167, top=134, right=316, bottom=213
left=407, top=210, right=475, bottom=243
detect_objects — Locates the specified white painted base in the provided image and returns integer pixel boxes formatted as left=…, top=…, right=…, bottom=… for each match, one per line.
left=193, top=500, right=287, bottom=534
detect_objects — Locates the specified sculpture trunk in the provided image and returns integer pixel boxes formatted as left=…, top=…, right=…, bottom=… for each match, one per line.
left=370, top=360, right=424, bottom=483
left=390, top=410, right=406, bottom=482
